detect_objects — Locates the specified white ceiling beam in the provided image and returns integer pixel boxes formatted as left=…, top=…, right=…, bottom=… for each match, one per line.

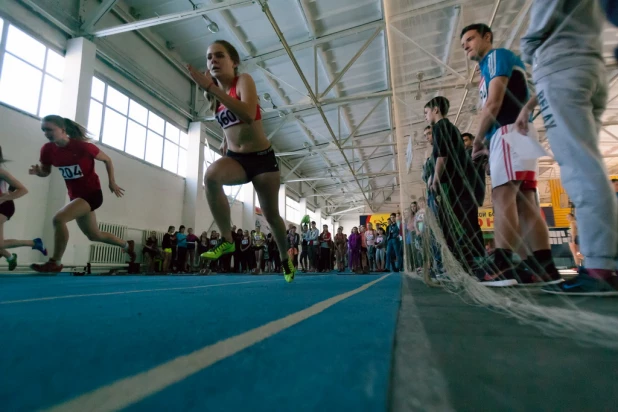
left=286, top=172, right=397, bottom=183
left=243, top=20, right=385, bottom=65
left=81, top=0, right=119, bottom=33
left=276, top=143, right=396, bottom=156
left=355, top=133, right=392, bottom=172
left=329, top=205, right=365, bottom=215
left=341, top=97, right=387, bottom=145
left=388, top=25, right=467, bottom=81
left=283, top=156, right=309, bottom=180
left=389, top=0, right=468, bottom=24
left=91, top=0, right=253, bottom=37
left=319, top=27, right=383, bottom=98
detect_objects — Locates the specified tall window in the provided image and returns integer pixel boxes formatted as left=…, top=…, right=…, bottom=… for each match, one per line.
left=0, top=21, right=65, bottom=117
left=286, top=196, right=302, bottom=224
left=203, top=145, right=246, bottom=199
left=87, top=77, right=188, bottom=176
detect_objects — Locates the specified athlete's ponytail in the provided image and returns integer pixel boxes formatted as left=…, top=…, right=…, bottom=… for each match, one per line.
left=205, top=40, right=241, bottom=114
left=42, top=115, right=92, bottom=141
left=0, top=146, right=5, bottom=164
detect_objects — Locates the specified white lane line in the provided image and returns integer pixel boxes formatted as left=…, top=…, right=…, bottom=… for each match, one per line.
left=43, top=274, right=391, bottom=412
left=0, top=280, right=277, bottom=305
left=389, top=274, right=455, bottom=412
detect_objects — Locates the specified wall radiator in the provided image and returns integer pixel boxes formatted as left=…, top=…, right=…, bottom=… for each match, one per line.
left=88, top=222, right=128, bottom=264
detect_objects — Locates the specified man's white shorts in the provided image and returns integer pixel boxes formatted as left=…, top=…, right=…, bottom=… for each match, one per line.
left=489, top=123, right=539, bottom=190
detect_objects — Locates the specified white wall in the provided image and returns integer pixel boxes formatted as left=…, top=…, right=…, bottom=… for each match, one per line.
left=336, top=215, right=362, bottom=233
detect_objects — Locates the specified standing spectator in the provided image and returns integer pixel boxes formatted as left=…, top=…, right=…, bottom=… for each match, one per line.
left=287, top=226, right=300, bottom=268
left=161, top=226, right=176, bottom=273
left=143, top=231, right=161, bottom=273
left=175, top=225, right=188, bottom=274
left=462, top=23, right=560, bottom=286
left=240, top=230, right=252, bottom=273
left=307, top=221, right=320, bottom=272
left=334, top=227, right=346, bottom=272
left=320, top=224, right=332, bottom=272
left=365, top=222, right=377, bottom=272
left=375, top=227, right=386, bottom=272
left=386, top=214, right=401, bottom=272
left=198, top=231, right=210, bottom=274
left=253, top=225, right=266, bottom=274
left=269, top=233, right=281, bottom=272
left=359, top=225, right=369, bottom=273
left=348, top=227, right=362, bottom=273
left=186, top=228, right=198, bottom=271
left=299, top=224, right=309, bottom=271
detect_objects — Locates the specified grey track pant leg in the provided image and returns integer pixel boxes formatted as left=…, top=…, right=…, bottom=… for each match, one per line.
left=535, top=62, right=618, bottom=270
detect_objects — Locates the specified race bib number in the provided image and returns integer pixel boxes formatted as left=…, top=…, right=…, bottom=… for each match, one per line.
left=58, top=165, right=84, bottom=180
left=210, top=239, right=217, bottom=245
left=215, top=108, right=241, bottom=129
left=242, top=239, right=249, bottom=245
left=479, top=77, right=488, bottom=107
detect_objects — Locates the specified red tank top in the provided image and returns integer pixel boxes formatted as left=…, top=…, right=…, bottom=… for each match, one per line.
left=40, top=139, right=101, bottom=200
left=215, top=76, right=261, bottom=129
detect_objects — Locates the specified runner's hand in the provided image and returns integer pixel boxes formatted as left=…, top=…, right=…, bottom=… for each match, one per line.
left=29, top=165, right=42, bottom=176
left=187, top=64, right=214, bottom=91
left=109, top=183, right=125, bottom=197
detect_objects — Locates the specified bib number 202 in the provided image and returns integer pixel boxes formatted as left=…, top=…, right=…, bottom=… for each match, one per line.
left=59, top=165, right=84, bottom=180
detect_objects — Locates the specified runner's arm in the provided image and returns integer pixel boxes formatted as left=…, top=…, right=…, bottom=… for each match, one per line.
left=29, top=163, right=51, bottom=177
left=0, top=169, right=28, bottom=202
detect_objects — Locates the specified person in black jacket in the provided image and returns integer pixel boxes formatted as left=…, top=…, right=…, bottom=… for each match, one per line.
left=424, top=96, right=485, bottom=275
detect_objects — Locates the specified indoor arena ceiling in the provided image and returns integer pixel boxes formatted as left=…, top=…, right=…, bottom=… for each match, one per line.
left=16, top=0, right=618, bottom=215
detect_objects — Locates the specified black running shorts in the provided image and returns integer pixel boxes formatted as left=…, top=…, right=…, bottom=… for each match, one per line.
left=75, top=190, right=103, bottom=211
left=0, top=200, right=15, bottom=220
left=226, top=146, right=279, bottom=182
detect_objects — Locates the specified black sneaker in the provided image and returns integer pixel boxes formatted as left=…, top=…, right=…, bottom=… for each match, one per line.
left=542, top=270, right=618, bottom=296
left=513, top=263, right=563, bottom=287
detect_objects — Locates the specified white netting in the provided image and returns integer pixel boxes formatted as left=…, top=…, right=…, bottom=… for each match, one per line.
left=385, top=0, right=618, bottom=350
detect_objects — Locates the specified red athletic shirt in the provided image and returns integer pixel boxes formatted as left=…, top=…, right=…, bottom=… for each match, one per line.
left=215, top=76, right=262, bottom=130
left=40, top=139, right=101, bottom=200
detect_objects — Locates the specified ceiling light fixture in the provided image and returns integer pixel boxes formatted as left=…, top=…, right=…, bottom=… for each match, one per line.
left=207, top=22, right=219, bottom=33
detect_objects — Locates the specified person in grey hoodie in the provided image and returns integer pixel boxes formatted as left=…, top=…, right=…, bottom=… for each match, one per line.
left=516, top=0, right=618, bottom=295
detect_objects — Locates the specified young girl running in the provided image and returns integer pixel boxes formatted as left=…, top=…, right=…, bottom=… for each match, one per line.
left=29, top=115, right=135, bottom=273
left=187, top=40, right=296, bottom=282
left=0, top=146, right=47, bottom=270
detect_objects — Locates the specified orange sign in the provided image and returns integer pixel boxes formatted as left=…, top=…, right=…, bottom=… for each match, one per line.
left=478, top=208, right=494, bottom=231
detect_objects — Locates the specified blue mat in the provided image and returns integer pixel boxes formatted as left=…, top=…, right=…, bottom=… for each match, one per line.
left=0, top=274, right=401, bottom=411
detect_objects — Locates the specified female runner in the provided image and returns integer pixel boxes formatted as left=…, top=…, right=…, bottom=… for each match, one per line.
left=187, top=40, right=295, bottom=282
left=29, top=115, right=135, bottom=273
left=0, top=146, right=47, bottom=270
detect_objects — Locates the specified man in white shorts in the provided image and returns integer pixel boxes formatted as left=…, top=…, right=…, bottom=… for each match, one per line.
left=460, top=23, right=561, bottom=286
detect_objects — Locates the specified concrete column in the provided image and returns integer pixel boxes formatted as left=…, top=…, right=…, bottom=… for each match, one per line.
left=181, top=122, right=203, bottom=230
left=45, top=37, right=97, bottom=265
left=299, top=197, right=307, bottom=218
left=242, top=183, right=255, bottom=231
left=315, top=208, right=322, bottom=228
left=278, top=184, right=287, bottom=222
